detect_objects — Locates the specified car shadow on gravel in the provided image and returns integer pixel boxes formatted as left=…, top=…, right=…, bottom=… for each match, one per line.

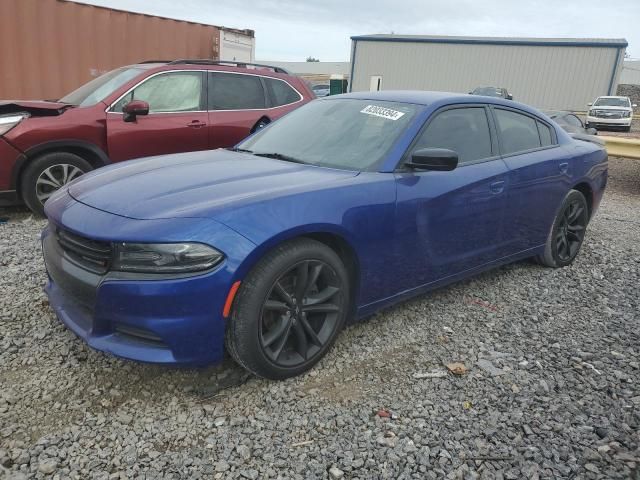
left=0, top=205, right=32, bottom=221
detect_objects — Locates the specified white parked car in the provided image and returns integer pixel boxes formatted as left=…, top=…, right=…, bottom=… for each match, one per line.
left=586, top=96, right=636, bottom=132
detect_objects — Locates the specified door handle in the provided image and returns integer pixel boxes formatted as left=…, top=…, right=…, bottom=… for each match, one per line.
left=490, top=180, right=505, bottom=194
left=559, top=162, right=569, bottom=174
left=187, top=120, right=205, bottom=128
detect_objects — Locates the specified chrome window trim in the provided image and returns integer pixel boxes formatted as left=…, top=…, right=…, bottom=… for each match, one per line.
left=106, top=69, right=304, bottom=115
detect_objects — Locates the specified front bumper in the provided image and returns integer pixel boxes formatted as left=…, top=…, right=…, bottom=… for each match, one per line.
left=0, top=136, right=24, bottom=195
left=586, top=115, right=632, bottom=127
left=42, top=191, right=255, bottom=366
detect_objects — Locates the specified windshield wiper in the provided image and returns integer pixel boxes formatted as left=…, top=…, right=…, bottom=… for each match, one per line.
left=252, top=152, right=308, bottom=164
left=226, top=147, right=254, bottom=153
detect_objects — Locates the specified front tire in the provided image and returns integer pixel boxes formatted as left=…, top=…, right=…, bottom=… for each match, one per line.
left=20, top=152, right=92, bottom=217
left=537, top=189, right=589, bottom=268
left=225, top=238, right=350, bottom=380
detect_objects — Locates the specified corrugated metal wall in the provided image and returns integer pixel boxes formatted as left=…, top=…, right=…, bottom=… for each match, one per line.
left=0, top=0, right=219, bottom=100
left=621, top=61, right=640, bottom=86
left=351, top=40, right=624, bottom=111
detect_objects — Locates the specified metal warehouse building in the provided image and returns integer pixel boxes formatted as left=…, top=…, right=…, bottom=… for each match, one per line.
left=349, top=34, right=627, bottom=111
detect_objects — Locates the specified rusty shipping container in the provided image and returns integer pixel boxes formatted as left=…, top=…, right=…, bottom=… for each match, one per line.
left=0, top=0, right=222, bottom=100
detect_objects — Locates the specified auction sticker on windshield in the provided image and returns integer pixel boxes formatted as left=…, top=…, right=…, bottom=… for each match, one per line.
left=360, top=105, right=406, bottom=121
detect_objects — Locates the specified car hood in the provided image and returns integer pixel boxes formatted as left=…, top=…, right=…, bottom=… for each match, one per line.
left=68, top=149, right=359, bottom=220
left=0, top=100, right=72, bottom=116
left=591, top=105, right=631, bottom=111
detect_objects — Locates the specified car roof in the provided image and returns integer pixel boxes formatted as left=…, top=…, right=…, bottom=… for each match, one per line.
left=116, top=61, right=298, bottom=84
left=130, top=60, right=293, bottom=76
left=333, top=90, right=470, bottom=105
left=596, top=96, right=628, bottom=99
left=330, top=90, right=535, bottom=111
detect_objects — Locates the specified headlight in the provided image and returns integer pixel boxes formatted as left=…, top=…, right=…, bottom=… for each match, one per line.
left=0, top=113, right=29, bottom=135
left=112, top=242, right=224, bottom=273
left=622, top=111, right=631, bottom=118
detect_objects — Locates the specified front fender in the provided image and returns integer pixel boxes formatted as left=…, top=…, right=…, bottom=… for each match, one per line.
left=231, top=222, right=361, bottom=281
left=212, top=173, right=398, bottom=306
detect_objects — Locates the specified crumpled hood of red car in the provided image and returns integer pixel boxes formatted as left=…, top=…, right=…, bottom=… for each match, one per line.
left=0, top=100, right=72, bottom=116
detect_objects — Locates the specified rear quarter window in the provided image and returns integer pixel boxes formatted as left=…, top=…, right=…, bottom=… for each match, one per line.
left=264, top=78, right=302, bottom=107
left=537, top=121, right=554, bottom=146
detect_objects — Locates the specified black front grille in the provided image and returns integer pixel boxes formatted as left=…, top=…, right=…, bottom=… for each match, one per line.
left=114, top=324, right=166, bottom=348
left=56, top=228, right=112, bottom=274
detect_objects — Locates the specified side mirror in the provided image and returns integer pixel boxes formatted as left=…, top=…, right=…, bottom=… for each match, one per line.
left=123, top=100, right=149, bottom=122
left=586, top=127, right=598, bottom=135
left=406, top=148, right=458, bottom=171
left=507, top=94, right=513, bottom=100
left=587, top=103, right=593, bottom=107
left=633, top=104, right=638, bottom=108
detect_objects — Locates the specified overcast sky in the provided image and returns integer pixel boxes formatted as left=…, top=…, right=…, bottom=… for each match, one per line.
left=77, top=0, right=639, bottom=60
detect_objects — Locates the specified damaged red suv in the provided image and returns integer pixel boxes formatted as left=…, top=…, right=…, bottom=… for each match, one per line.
left=0, top=60, right=314, bottom=215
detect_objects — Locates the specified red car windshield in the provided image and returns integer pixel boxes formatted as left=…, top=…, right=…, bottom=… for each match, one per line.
left=59, top=67, right=145, bottom=107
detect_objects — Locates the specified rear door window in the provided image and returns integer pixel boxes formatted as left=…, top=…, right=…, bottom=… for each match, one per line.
left=411, top=107, right=493, bottom=164
left=264, top=78, right=302, bottom=107
left=208, top=72, right=266, bottom=110
left=494, top=109, right=542, bottom=155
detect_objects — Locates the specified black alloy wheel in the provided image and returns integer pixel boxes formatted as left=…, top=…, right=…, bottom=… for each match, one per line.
left=537, top=189, right=589, bottom=268
left=225, top=238, right=350, bottom=379
left=259, top=260, right=342, bottom=367
left=555, top=198, right=587, bottom=262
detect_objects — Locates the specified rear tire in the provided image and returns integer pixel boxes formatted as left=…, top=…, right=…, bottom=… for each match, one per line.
left=225, top=238, right=350, bottom=380
left=20, top=152, right=92, bottom=217
left=536, top=190, right=589, bottom=268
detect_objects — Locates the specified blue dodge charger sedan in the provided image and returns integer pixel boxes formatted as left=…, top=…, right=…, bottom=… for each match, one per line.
left=42, top=91, right=608, bottom=379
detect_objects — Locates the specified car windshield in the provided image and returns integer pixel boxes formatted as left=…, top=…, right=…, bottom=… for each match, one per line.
left=237, top=98, right=420, bottom=171
left=593, top=97, right=630, bottom=107
left=59, top=67, right=145, bottom=107
left=473, top=87, right=502, bottom=97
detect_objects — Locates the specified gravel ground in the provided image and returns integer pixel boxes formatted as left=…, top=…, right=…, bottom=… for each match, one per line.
left=1, top=157, right=639, bottom=480
left=590, top=118, right=640, bottom=139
